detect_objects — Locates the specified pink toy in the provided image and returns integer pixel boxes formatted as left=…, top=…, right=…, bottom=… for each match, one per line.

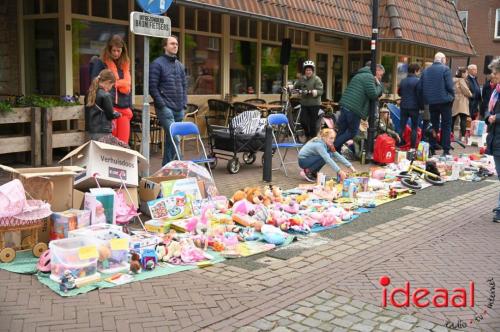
left=232, top=199, right=255, bottom=216
left=371, top=169, right=386, bottom=180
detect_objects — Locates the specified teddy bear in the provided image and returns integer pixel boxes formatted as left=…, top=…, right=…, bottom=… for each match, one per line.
left=244, top=187, right=265, bottom=205
left=229, top=189, right=246, bottom=207
left=271, top=185, right=283, bottom=203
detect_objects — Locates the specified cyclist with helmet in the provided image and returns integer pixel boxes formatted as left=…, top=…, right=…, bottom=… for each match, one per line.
left=292, top=60, right=324, bottom=141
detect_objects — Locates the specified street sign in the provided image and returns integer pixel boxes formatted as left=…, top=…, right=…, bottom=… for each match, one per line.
left=136, top=0, right=172, bottom=15
left=130, top=11, right=171, bottom=38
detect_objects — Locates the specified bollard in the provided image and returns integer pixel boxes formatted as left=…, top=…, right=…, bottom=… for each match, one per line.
left=263, top=125, right=273, bottom=182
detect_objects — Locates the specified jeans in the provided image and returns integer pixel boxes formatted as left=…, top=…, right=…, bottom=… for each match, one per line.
left=335, top=107, right=361, bottom=151
left=494, top=155, right=500, bottom=217
left=400, top=108, right=420, bottom=149
left=156, top=106, right=185, bottom=166
left=429, top=102, right=452, bottom=153
left=298, top=155, right=326, bottom=174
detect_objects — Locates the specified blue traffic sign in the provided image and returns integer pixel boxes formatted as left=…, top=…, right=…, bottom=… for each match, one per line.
left=136, top=0, right=173, bottom=15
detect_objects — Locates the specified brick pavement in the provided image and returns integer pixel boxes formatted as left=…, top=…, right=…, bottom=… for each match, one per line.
left=0, top=179, right=497, bottom=331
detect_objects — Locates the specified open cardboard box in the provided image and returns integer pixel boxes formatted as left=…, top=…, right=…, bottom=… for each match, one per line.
left=0, top=165, right=84, bottom=243
left=60, top=140, right=147, bottom=190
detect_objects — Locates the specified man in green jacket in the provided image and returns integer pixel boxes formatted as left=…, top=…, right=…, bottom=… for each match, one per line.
left=334, top=64, right=384, bottom=151
left=293, top=60, right=324, bottom=140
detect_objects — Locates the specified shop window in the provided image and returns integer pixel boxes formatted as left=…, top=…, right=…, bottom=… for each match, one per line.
left=230, top=40, right=257, bottom=94
left=231, top=17, right=257, bottom=38
left=230, top=16, right=237, bottom=36
left=397, top=56, right=409, bottom=87
left=112, top=0, right=128, bottom=20
left=167, top=4, right=179, bottom=28
left=185, top=34, right=221, bottom=95
left=72, top=0, right=88, bottom=15
left=23, top=0, right=40, bottom=15
left=458, top=11, right=468, bottom=31
left=43, top=0, right=58, bottom=13
left=287, top=48, right=308, bottom=82
left=24, top=19, right=59, bottom=95
left=333, top=55, right=344, bottom=102
left=92, top=0, right=109, bottom=18
left=261, top=45, right=282, bottom=94
left=211, top=12, right=221, bottom=33
left=71, top=19, right=128, bottom=95
left=381, top=55, right=396, bottom=94
left=261, top=22, right=268, bottom=40
left=289, top=29, right=309, bottom=46
left=197, top=10, right=209, bottom=32
left=316, top=53, right=328, bottom=101
left=185, top=7, right=196, bottom=30
left=349, top=39, right=362, bottom=51
left=495, top=8, right=500, bottom=39
left=239, top=18, right=248, bottom=38
left=315, top=34, right=344, bottom=47
left=263, top=23, right=285, bottom=42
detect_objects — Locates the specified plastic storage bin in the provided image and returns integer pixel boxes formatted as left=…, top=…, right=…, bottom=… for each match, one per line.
left=69, top=224, right=130, bottom=274
left=49, top=236, right=100, bottom=284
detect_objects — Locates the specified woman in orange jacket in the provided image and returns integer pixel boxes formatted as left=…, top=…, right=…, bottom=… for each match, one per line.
left=90, top=35, right=133, bottom=144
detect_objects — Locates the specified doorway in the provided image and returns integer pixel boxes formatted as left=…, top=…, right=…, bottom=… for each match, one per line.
left=315, top=49, right=345, bottom=102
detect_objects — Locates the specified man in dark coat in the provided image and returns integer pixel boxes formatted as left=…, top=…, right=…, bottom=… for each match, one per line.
left=149, top=36, right=187, bottom=165
left=417, top=52, right=455, bottom=156
left=481, top=74, right=494, bottom=120
left=467, top=64, right=482, bottom=120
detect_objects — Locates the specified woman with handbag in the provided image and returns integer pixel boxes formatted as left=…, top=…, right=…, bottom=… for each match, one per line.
left=86, top=70, right=121, bottom=141
left=485, top=58, right=500, bottom=222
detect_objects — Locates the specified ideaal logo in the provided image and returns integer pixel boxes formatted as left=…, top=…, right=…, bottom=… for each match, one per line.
left=379, top=276, right=496, bottom=330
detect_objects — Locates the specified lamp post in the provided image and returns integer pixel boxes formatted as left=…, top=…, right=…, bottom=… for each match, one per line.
left=366, top=0, right=379, bottom=159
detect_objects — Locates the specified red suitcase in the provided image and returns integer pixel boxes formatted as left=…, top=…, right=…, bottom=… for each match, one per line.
left=373, top=134, right=396, bottom=164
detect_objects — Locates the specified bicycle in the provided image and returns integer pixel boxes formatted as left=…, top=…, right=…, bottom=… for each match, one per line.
left=272, top=87, right=305, bottom=143
left=397, top=159, right=445, bottom=190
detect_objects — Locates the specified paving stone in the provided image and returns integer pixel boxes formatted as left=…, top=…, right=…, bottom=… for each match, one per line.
left=238, top=327, right=260, bottom=332
left=390, top=319, right=414, bottom=330
left=277, top=318, right=293, bottom=327
left=302, top=318, right=322, bottom=328
left=315, top=304, right=336, bottom=312
left=342, top=315, right=362, bottom=324
left=413, top=328, right=431, bottom=332
left=317, top=291, right=334, bottom=300
left=400, top=315, right=418, bottom=324
left=382, top=310, right=401, bottom=318
left=288, top=323, right=309, bottom=332
left=312, top=311, right=334, bottom=321
left=340, top=304, right=361, bottom=314
left=331, top=318, right=354, bottom=328
left=295, top=307, right=316, bottom=317
left=430, top=326, right=449, bottom=332
left=266, top=315, right=281, bottom=322
left=331, top=309, right=348, bottom=317
left=331, top=327, right=348, bottom=332
left=333, top=296, right=350, bottom=304
left=307, top=296, right=325, bottom=305
left=351, top=323, right=376, bottom=332
left=378, top=324, right=395, bottom=332
left=350, top=299, right=367, bottom=309
left=296, top=301, right=314, bottom=308
left=360, top=319, right=378, bottom=327
left=364, top=304, right=384, bottom=313
left=374, top=316, right=393, bottom=323
left=416, top=320, right=435, bottom=329
left=276, top=310, right=293, bottom=318
left=270, top=327, right=292, bottom=332
left=251, top=320, right=276, bottom=331
left=358, top=311, right=377, bottom=320
left=288, top=314, right=306, bottom=323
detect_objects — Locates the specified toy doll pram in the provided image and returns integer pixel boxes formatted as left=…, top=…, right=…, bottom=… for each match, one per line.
left=206, top=110, right=267, bottom=174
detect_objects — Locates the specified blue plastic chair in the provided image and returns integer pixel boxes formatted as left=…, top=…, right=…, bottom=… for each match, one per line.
left=267, top=114, right=303, bottom=176
left=387, top=103, right=423, bottom=133
left=170, top=122, right=215, bottom=178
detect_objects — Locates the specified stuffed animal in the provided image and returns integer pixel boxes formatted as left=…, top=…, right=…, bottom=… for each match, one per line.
left=155, top=243, right=168, bottom=262
left=245, top=187, right=264, bottom=205
left=230, top=189, right=246, bottom=206
left=129, top=252, right=141, bottom=274
left=271, top=185, right=283, bottom=203
left=263, top=186, right=274, bottom=206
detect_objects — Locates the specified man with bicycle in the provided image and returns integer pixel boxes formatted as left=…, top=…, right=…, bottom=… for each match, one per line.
left=291, top=60, right=324, bottom=141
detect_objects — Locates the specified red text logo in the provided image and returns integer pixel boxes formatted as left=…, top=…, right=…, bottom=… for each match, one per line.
left=380, top=275, right=475, bottom=308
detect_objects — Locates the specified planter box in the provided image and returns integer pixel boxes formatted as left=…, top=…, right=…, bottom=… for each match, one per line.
left=0, top=107, right=41, bottom=166
left=42, top=105, right=86, bottom=165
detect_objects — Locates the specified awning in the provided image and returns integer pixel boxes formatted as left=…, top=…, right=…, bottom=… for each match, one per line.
left=177, top=0, right=475, bottom=56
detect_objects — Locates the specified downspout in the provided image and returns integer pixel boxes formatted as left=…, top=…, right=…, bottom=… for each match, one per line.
left=386, top=0, right=402, bottom=38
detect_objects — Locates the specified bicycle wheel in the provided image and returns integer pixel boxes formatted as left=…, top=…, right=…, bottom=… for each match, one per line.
left=424, top=174, right=445, bottom=186
left=400, top=177, right=422, bottom=190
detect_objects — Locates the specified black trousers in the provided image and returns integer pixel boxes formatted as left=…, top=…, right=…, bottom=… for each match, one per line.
left=453, top=113, right=467, bottom=137
left=300, top=105, right=320, bottom=140
left=400, top=108, right=420, bottom=149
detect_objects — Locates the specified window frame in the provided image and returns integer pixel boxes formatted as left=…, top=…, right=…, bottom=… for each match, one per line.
left=495, top=9, right=500, bottom=39
left=458, top=11, right=468, bottom=31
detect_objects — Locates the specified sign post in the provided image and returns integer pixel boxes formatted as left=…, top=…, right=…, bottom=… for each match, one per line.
left=130, top=3, right=171, bottom=176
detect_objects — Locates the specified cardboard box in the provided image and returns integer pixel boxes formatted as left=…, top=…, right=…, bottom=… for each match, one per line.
left=144, top=219, right=171, bottom=234
left=0, top=165, right=83, bottom=212
left=59, top=140, right=147, bottom=189
left=160, top=177, right=203, bottom=201
left=50, top=209, right=91, bottom=240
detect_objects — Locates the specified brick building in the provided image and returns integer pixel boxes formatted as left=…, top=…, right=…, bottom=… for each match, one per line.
left=453, top=0, right=500, bottom=84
